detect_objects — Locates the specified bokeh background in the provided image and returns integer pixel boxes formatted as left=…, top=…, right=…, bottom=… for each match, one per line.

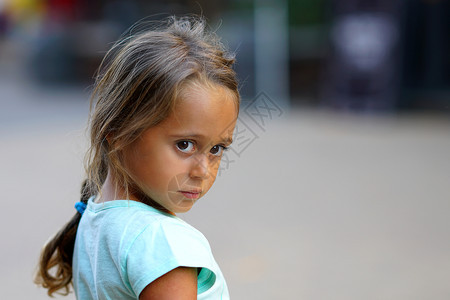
left=1, top=0, right=450, bottom=299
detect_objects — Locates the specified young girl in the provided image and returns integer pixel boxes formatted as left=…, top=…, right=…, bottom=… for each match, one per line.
left=35, top=16, right=239, bottom=299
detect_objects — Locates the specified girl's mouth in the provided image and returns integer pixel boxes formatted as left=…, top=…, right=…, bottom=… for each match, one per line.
left=179, top=190, right=201, bottom=199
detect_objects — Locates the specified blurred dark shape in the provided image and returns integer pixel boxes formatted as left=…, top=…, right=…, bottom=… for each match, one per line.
left=318, top=0, right=450, bottom=113
left=29, top=21, right=122, bottom=85
left=27, top=0, right=139, bottom=85
left=216, top=9, right=255, bottom=99
left=399, top=0, right=450, bottom=111
left=254, top=0, right=290, bottom=109
left=321, top=0, right=402, bottom=112
left=288, top=0, right=327, bottom=105
left=0, top=11, right=9, bottom=36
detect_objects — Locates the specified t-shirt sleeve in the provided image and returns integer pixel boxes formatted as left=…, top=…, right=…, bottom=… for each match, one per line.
left=124, top=218, right=217, bottom=297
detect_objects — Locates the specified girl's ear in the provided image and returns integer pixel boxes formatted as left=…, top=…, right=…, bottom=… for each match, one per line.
left=106, top=132, right=127, bottom=151
left=106, top=134, right=112, bottom=145
left=106, top=133, right=120, bottom=150
left=106, top=131, right=119, bottom=147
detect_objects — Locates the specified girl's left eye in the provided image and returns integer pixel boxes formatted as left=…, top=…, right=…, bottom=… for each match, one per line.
left=210, top=145, right=226, bottom=156
left=176, top=141, right=195, bottom=153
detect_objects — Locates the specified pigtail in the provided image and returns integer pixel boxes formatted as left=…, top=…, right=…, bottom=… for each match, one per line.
left=34, top=180, right=91, bottom=296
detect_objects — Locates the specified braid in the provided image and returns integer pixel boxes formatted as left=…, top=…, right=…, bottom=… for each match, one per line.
left=80, top=179, right=92, bottom=204
left=34, top=180, right=91, bottom=296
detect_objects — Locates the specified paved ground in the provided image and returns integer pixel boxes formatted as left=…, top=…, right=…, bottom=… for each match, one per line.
left=1, top=71, right=450, bottom=299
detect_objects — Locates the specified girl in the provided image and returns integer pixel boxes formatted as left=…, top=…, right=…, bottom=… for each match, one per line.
left=35, top=16, right=239, bottom=300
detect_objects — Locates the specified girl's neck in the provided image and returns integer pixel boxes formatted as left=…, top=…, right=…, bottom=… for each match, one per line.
left=98, top=170, right=176, bottom=216
left=97, top=171, right=127, bottom=203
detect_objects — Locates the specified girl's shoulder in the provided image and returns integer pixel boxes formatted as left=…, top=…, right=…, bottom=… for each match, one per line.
left=84, top=198, right=210, bottom=250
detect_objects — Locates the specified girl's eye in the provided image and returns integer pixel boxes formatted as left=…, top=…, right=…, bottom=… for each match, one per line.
left=176, top=141, right=194, bottom=153
left=210, top=145, right=226, bottom=157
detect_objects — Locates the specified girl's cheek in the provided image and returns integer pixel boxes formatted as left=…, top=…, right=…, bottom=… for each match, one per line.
left=210, top=157, right=222, bottom=171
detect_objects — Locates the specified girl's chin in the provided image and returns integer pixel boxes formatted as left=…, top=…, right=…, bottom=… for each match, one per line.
left=165, top=198, right=198, bottom=214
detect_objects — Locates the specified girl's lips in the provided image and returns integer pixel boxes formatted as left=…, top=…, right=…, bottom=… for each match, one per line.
left=179, top=191, right=201, bottom=199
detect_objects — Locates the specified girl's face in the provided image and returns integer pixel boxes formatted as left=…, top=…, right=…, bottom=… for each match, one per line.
left=123, top=83, right=238, bottom=213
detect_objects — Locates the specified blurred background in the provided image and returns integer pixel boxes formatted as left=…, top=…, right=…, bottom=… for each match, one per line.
left=1, top=0, right=449, bottom=299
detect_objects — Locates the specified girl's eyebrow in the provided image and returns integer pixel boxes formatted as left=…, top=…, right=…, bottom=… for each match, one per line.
left=170, top=133, right=233, bottom=145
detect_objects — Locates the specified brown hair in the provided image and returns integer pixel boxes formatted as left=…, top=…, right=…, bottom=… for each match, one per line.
left=35, top=15, right=239, bottom=296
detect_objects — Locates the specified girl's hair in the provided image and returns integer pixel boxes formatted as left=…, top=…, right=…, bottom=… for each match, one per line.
left=35, top=15, right=239, bottom=296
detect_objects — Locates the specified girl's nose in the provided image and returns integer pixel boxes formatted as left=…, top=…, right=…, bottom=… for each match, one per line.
left=189, top=154, right=210, bottom=179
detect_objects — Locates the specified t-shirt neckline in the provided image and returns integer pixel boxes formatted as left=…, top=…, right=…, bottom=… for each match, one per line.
left=87, top=196, right=177, bottom=219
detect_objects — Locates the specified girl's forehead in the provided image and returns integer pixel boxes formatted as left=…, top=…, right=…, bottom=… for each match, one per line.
left=179, top=80, right=238, bottom=104
left=159, top=83, right=237, bottom=135
left=176, top=82, right=237, bottom=116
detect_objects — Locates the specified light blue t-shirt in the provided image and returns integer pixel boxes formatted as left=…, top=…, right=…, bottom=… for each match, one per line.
left=73, top=197, right=229, bottom=299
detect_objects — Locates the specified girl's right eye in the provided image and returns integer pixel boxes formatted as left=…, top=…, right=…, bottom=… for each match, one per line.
left=176, top=141, right=195, bottom=153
